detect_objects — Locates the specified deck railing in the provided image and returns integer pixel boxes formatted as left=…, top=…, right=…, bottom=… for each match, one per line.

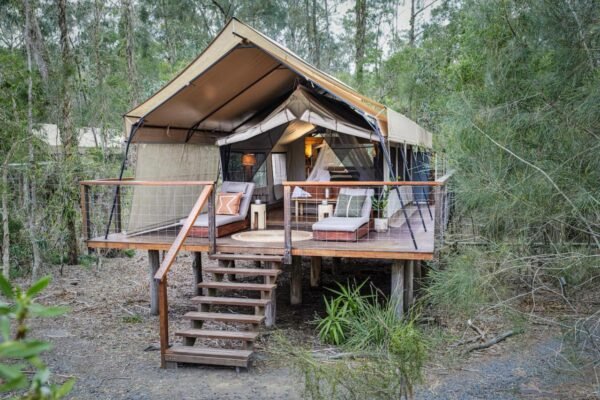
left=282, top=175, right=453, bottom=263
left=79, top=179, right=215, bottom=367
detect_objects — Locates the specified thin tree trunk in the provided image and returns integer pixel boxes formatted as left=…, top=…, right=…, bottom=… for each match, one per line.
left=23, top=0, right=48, bottom=83
left=24, top=0, right=42, bottom=281
left=121, top=0, right=139, bottom=107
left=354, top=0, right=367, bottom=86
left=58, top=0, right=79, bottom=265
left=408, top=0, right=416, bottom=46
left=2, top=167, right=9, bottom=278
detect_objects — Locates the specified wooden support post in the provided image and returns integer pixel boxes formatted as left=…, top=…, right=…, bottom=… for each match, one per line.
left=310, top=257, right=321, bottom=288
left=414, top=260, right=422, bottom=293
left=290, top=256, right=302, bottom=305
left=391, top=260, right=405, bottom=318
left=192, top=252, right=202, bottom=296
left=158, top=277, right=169, bottom=369
left=218, top=259, right=236, bottom=281
left=332, top=257, right=341, bottom=275
left=264, top=261, right=281, bottom=327
left=283, top=185, right=292, bottom=265
left=404, top=260, right=414, bottom=311
left=115, top=187, right=122, bottom=233
left=148, top=250, right=160, bottom=316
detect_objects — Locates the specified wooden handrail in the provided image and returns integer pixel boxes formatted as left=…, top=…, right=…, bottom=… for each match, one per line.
left=435, top=170, right=455, bottom=185
left=154, top=184, right=214, bottom=281
left=283, top=180, right=445, bottom=187
left=80, top=179, right=213, bottom=186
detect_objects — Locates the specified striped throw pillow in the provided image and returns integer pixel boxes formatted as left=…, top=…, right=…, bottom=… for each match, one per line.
left=216, top=192, right=243, bottom=215
left=334, top=194, right=366, bottom=218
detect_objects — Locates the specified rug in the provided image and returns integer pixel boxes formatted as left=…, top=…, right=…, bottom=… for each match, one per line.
left=231, top=229, right=313, bottom=242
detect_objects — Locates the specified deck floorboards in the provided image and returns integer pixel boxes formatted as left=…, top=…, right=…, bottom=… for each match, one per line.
left=87, top=206, right=435, bottom=260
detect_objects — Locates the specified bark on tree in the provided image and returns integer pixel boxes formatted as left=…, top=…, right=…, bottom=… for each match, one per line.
left=22, top=0, right=48, bottom=83
left=354, top=0, right=367, bottom=85
left=121, top=0, right=139, bottom=107
left=23, top=0, right=42, bottom=281
left=57, top=0, right=79, bottom=265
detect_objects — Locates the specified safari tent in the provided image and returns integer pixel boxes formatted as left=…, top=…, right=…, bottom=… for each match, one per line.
left=80, top=18, right=451, bottom=369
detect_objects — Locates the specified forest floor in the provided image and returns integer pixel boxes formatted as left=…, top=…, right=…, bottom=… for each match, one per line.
left=22, top=252, right=598, bottom=400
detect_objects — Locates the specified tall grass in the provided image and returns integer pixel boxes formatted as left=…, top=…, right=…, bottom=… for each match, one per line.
left=279, top=281, right=428, bottom=399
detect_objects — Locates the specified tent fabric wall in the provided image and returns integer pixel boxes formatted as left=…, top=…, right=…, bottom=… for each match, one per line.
left=386, top=108, right=433, bottom=148
left=126, top=143, right=219, bottom=234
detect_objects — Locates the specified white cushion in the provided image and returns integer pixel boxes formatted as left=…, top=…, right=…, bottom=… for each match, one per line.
left=312, top=216, right=369, bottom=232
left=181, top=213, right=244, bottom=228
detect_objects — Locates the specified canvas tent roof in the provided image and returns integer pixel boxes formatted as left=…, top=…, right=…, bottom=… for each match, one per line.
left=125, top=18, right=432, bottom=148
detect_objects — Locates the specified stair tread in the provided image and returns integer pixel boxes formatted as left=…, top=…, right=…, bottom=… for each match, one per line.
left=204, top=267, right=282, bottom=276
left=191, top=296, right=270, bottom=306
left=175, top=329, right=258, bottom=340
left=183, top=311, right=265, bottom=324
left=167, top=346, right=252, bottom=359
left=210, top=253, right=283, bottom=262
left=199, top=282, right=277, bottom=291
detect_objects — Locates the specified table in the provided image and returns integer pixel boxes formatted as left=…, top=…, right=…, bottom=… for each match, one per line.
left=250, top=203, right=266, bottom=230
left=317, top=203, right=334, bottom=221
left=294, top=198, right=336, bottom=223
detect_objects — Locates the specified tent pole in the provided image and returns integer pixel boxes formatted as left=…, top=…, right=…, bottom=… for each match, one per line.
left=368, top=120, right=418, bottom=250
left=104, top=119, right=144, bottom=239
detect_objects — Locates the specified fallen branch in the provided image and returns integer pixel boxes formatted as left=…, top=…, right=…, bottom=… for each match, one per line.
left=465, top=330, right=521, bottom=353
left=468, top=319, right=485, bottom=340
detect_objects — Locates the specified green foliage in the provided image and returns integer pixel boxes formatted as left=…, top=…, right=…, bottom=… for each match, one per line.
left=0, top=275, right=73, bottom=399
left=371, top=187, right=389, bottom=216
left=316, top=280, right=368, bottom=345
left=425, top=250, right=493, bottom=317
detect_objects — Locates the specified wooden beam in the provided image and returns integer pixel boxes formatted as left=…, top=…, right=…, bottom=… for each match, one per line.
left=310, top=257, right=321, bottom=288
left=79, top=184, right=91, bottom=240
left=154, top=185, right=213, bottom=280
left=283, top=180, right=444, bottom=187
left=264, top=261, right=281, bottom=327
left=290, top=256, right=302, bottom=305
left=192, top=252, right=202, bottom=296
left=391, top=260, right=405, bottom=318
left=158, top=277, right=169, bottom=369
left=148, top=250, right=160, bottom=315
left=404, top=260, right=414, bottom=311
left=283, top=185, right=292, bottom=264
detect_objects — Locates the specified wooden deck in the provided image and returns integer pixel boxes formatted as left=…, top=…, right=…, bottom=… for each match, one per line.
left=86, top=206, right=435, bottom=261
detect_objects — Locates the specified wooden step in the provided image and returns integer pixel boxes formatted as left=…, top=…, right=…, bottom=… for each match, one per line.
left=183, top=311, right=265, bottom=324
left=209, top=253, right=283, bottom=263
left=198, top=282, right=276, bottom=292
left=165, top=346, right=251, bottom=367
left=175, top=329, right=258, bottom=341
left=191, top=296, right=270, bottom=307
left=204, top=267, right=282, bottom=277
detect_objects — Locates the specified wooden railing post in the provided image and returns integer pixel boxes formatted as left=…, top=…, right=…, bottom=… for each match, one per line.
left=158, top=277, right=169, bottom=368
left=79, top=184, right=91, bottom=241
left=283, top=185, right=292, bottom=265
left=208, top=185, right=216, bottom=255
left=433, top=185, right=443, bottom=251
left=115, top=186, right=122, bottom=233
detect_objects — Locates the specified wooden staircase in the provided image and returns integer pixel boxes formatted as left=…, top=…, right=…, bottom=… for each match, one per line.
left=164, top=253, right=283, bottom=369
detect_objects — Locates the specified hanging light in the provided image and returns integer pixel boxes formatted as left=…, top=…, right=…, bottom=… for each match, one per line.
left=304, top=143, right=313, bottom=158
left=241, top=153, right=257, bottom=167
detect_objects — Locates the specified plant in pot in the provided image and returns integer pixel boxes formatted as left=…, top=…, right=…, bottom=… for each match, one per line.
left=371, top=187, right=389, bottom=232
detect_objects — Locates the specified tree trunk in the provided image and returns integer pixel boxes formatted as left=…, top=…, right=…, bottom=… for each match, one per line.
left=354, top=0, right=367, bottom=85
left=121, top=0, right=139, bottom=107
left=23, top=0, right=49, bottom=83
left=24, top=0, right=42, bottom=280
left=408, top=0, right=416, bottom=46
left=57, top=0, right=79, bottom=265
left=2, top=167, right=9, bottom=278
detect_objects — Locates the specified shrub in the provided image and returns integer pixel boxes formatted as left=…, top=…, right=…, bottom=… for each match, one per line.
left=0, top=275, right=74, bottom=399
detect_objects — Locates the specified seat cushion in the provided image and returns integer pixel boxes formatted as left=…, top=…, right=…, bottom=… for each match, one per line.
left=181, top=213, right=245, bottom=228
left=312, top=216, right=369, bottom=232
left=334, top=194, right=366, bottom=218
left=216, top=192, right=243, bottom=215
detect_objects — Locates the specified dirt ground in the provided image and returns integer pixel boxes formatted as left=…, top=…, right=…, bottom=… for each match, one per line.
left=21, top=252, right=599, bottom=399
